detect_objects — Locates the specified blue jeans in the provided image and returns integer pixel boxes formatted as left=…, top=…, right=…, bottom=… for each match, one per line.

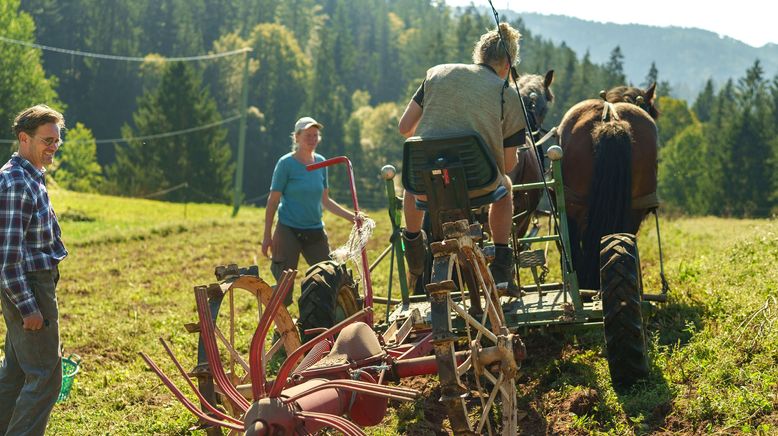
left=0, top=268, right=62, bottom=436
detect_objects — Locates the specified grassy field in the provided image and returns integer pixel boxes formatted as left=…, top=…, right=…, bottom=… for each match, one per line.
left=1, top=189, right=776, bottom=435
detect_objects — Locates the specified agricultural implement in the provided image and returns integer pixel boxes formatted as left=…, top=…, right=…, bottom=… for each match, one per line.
left=141, top=129, right=667, bottom=434
left=139, top=146, right=522, bottom=434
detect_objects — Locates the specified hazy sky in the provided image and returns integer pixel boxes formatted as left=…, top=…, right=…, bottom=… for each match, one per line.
left=446, top=0, right=777, bottom=47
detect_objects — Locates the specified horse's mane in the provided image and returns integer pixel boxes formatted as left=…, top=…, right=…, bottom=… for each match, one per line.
left=518, top=74, right=554, bottom=103
left=605, top=86, right=659, bottom=119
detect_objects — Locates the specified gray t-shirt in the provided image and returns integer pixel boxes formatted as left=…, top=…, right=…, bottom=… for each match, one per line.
left=413, top=63, right=527, bottom=196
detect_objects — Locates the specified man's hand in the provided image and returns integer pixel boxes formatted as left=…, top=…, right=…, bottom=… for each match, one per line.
left=23, top=311, right=44, bottom=331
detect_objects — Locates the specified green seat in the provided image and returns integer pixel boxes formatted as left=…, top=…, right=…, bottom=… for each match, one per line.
left=401, top=133, right=506, bottom=240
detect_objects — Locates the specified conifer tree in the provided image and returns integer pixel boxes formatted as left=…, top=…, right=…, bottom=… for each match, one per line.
left=726, top=61, right=773, bottom=216
left=643, top=62, right=659, bottom=89
left=106, top=62, right=232, bottom=203
left=605, top=45, right=627, bottom=86
left=693, top=79, right=716, bottom=122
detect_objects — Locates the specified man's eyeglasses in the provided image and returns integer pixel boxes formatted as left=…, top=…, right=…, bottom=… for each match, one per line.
left=33, top=136, right=62, bottom=147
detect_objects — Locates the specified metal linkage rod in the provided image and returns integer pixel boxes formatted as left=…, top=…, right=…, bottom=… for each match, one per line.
left=194, top=286, right=251, bottom=412
left=249, top=270, right=296, bottom=400
left=138, top=352, right=244, bottom=431
left=157, top=338, right=243, bottom=426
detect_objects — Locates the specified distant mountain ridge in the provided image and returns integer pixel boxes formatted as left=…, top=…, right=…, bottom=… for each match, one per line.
left=498, top=11, right=778, bottom=101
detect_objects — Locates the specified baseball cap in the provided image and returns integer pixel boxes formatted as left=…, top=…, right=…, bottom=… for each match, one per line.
left=294, top=116, right=323, bottom=132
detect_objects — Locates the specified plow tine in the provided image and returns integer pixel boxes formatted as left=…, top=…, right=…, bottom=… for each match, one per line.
left=296, top=411, right=366, bottom=436
left=195, top=286, right=251, bottom=412
left=157, top=338, right=243, bottom=426
left=250, top=269, right=296, bottom=400
left=269, top=308, right=372, bottom=397
left=284, top=379, right=419, bottom=404
left=138, top=352, right=244, bottom=432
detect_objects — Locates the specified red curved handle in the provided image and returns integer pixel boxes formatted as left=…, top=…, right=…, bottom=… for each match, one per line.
left=306, top=156, right=349, bottom=172
left=306, top=156, right=374, bottom=325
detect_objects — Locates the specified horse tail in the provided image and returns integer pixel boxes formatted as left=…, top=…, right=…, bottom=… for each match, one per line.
left=580, top=119, right=633, bottom=288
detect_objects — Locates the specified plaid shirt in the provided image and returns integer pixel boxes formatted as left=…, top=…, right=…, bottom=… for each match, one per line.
left=0, top=153, right=67, bottom=317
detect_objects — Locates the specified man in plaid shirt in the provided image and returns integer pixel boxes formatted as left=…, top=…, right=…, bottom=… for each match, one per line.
left=0, top=104, right=68, bottom=435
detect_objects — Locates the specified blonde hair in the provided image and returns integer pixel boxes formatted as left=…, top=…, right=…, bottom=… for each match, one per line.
left=472, top=22, right=521, bottom=67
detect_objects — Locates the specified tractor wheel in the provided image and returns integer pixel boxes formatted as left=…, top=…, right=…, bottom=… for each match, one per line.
left=600, top=233, right=649, bottom=390
left=429, top=220, right=521, bottom=435
left=298, top=260, right=361, bottom=342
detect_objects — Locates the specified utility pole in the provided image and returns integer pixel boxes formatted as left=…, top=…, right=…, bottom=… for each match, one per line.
left=232, top=48, right=252, bottom=216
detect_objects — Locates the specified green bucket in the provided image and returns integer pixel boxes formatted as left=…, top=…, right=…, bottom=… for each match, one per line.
left=57, top=354, right=81, bottom=403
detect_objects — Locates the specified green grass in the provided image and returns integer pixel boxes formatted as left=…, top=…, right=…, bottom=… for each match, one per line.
left=1, top=191, right=776, bottom=434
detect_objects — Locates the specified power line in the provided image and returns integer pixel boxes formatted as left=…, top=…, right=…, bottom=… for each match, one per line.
left=143, top=182, right=189, bottom=199
left=0, top=36, right=251, bottom=62
left=0, top=35, right=250, bottom=144
left=92, top=114, right=242, bottom=144
left=0, top=113, right=242, bottom=145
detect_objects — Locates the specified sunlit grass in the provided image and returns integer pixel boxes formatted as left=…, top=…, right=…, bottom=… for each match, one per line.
left=0, top=190, right=775, bottom=434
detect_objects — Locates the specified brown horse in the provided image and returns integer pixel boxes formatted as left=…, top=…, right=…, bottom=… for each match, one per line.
left=558, top=83, right=659, bottom=289
left=508, top=69, right=555, bottom=238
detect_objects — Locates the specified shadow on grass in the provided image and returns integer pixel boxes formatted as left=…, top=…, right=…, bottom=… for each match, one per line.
left=647, top=298, right=707, bottom=347
left=517, top=325, right=678, bottom=435
left=611, top=355, right=674, bottom=434
left=603, top=298, right=706, bottom=432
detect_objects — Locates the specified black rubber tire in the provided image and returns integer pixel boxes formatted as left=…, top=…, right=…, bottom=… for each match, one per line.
left=297, top=260, right=360, bottom=342
left=600, top=233, right=650, bottom=390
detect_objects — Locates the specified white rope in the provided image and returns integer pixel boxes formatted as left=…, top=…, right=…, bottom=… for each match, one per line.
left=0, top=114, right=242, bottom=145
left=330, top=212, right=375, bottom=282
left=0, top=36, right=250, bottom=62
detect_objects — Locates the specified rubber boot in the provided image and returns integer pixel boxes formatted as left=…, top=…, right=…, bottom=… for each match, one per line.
left=403, top=230, right=428, bottom=295
left=490, top=245, right=520, bottom=297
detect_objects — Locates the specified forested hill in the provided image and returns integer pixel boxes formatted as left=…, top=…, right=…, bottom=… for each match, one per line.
left=498, top=11, right=778, bottom=101
left=4, top=0, right=777, bottom=216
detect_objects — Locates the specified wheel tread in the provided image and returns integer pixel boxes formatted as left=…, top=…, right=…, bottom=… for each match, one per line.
left=600, top=233, right=650, bottom=390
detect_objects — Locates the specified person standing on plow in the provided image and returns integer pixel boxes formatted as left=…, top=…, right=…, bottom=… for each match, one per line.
left=0, top=104, right=68, bottom=436
left=398, top=22, right=527, bottom=295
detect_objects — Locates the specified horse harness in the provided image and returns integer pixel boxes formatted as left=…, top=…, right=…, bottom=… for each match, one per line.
left=601, top=101, right=620, bottom=122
